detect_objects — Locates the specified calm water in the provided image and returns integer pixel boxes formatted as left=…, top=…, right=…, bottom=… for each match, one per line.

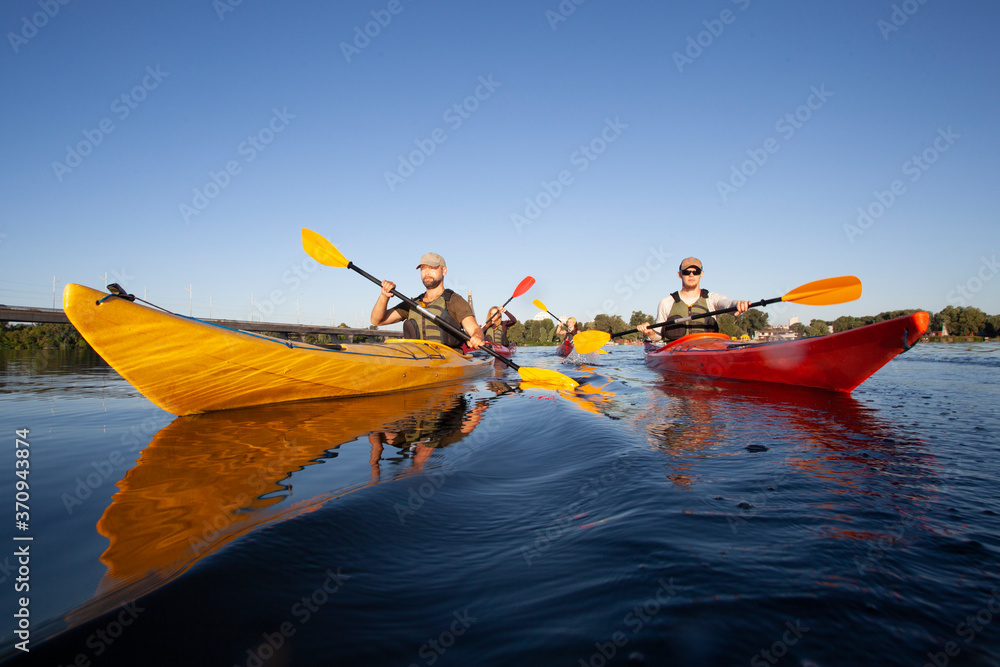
left=1, top=342, right=999, bottom=666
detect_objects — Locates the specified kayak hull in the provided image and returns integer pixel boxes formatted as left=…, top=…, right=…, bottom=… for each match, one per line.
left=462, top=341, right=516, bottom=358
left=643, top=312, right=929, bottom=392
left=556, top=338, right=572, bottom=357
left=63, top=284, right=493, bottom=415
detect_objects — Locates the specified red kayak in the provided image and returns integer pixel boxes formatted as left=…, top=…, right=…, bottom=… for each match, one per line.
left=556, top=338, right=573, bottom=357
left=643, top=312, right=929, bottom=392
left=462, top=341, right=516, bottom=358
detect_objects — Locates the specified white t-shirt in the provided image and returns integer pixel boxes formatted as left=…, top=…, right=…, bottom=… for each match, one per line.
left=649, top=291, right=736, bottom=342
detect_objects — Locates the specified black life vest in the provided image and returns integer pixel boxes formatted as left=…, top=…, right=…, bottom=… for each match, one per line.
left=484, top=319, right=506, bottom=346
left=662, top=289, right=719, bottom=341
left=402, top=289, right=466, bottom=349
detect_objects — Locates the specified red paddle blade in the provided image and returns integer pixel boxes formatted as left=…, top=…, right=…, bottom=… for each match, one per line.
left=512, top=276, right=535, bottom=298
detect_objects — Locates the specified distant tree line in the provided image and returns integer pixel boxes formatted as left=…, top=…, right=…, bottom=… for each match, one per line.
left=0, top=323, right=89, bottom=350
left=4, top=306, right=998, bottom=351
left=789, top=307, right=1000, bottom=339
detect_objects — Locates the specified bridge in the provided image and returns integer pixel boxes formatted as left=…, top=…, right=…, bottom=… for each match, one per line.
left=0, top=305, right=403, bottom=343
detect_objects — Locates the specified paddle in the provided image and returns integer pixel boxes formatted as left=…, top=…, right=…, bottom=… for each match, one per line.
left=533, top=298, right=582, bottom=354
left=301, top=229, right=579, bottom=389
left=502, top=276, right=535, bottom=310
left=572, top=276, right=863, bottom=354
left=531, top=298, right=566, bottom=327
left=484, top=276, right=534, bottom=336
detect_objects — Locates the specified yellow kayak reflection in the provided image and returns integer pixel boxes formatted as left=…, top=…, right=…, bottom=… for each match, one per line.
left=74, top=382, right=495, bottom=623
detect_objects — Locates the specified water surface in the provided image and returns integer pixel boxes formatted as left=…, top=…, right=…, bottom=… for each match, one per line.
left=1, top=343, right=998, bottom=666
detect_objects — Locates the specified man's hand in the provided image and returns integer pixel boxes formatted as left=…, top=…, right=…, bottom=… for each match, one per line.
left=735, top=300, right=750, bottom=315
left=466, top=333, right=485, bottom=350
left=380, top=280, right=395, bottom=300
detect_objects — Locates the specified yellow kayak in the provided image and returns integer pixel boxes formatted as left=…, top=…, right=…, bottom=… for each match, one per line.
left=63, top=284, right=493, bottom=415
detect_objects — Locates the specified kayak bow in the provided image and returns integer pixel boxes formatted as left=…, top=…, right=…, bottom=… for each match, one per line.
left=63, top=284, right=493, bottom=415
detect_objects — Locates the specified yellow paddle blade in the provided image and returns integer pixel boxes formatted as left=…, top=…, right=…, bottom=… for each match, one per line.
left=572, top=330, right=611, bottom=355
left=531, top=298, right=547, bottom=312
left=302, top=228, right=349, bottom=268
left=783, top=275, right=862, bottom=305
left=517, top=366, right=579, bottom=390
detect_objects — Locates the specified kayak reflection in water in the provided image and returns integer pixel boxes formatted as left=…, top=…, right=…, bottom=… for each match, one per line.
left=368, top=393, right=490, bottom=481
left=637, top=257, right=750, bottom=342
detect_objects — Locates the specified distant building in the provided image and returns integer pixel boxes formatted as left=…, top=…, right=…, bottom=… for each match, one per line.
left=789, top=316, right=799, bottom=326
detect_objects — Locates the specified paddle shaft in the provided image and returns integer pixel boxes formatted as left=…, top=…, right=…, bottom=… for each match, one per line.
left=614, top=296, right=782, bottom=338
left=349, top=262, right=521, bottom=370
left=543, top=309, right=566, bottom=326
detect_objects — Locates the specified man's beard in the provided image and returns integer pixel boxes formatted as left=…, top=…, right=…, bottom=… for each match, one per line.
left=422, top=275, right=443, bottom=289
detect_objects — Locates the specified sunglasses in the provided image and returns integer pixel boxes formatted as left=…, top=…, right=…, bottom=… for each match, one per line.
left=680, top=267, right=703, bottom=276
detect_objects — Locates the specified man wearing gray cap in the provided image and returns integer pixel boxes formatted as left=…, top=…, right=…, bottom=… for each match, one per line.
left=637, top=256, right=750, bottom=342
left=370, top=252, right=485, bottom=350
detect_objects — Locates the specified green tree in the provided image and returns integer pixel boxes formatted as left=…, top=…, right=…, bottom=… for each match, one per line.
left=832, top=315, right=863, bottom=333
left=956, top=306, right=987, bottom=336
left=735, top=308, right=768, bottom=336
left=540, top=318, right=554, bottom=342
left=789, top=322, right=808, bottom=338
left=717, top=314, right=746, bottom=339
left=527, top=319, right=543, bottom=343
left=630, top=310, right=654, bottom=327
left=806, top=319, right=830, bottom=337
left=0, top=323, right=89, bottom=350
left=934, top=306, right=987, bottom=336
left=985, top=315, right=1000, bottom=338
left=591, top=314, right=627, bottom=334
left=625, top=310, right=654, bottom=341
left=508, top=322, right=526, bottom=345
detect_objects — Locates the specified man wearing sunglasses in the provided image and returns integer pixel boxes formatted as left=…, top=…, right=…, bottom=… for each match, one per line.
left=636, top=257, right=750, bottom=342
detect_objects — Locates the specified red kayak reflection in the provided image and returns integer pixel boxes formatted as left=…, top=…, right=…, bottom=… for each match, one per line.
left=631, top=375, right=939, bottom=500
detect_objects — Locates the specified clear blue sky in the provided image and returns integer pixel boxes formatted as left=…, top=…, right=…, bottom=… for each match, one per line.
left=2, top=1, right=997, bottom=328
